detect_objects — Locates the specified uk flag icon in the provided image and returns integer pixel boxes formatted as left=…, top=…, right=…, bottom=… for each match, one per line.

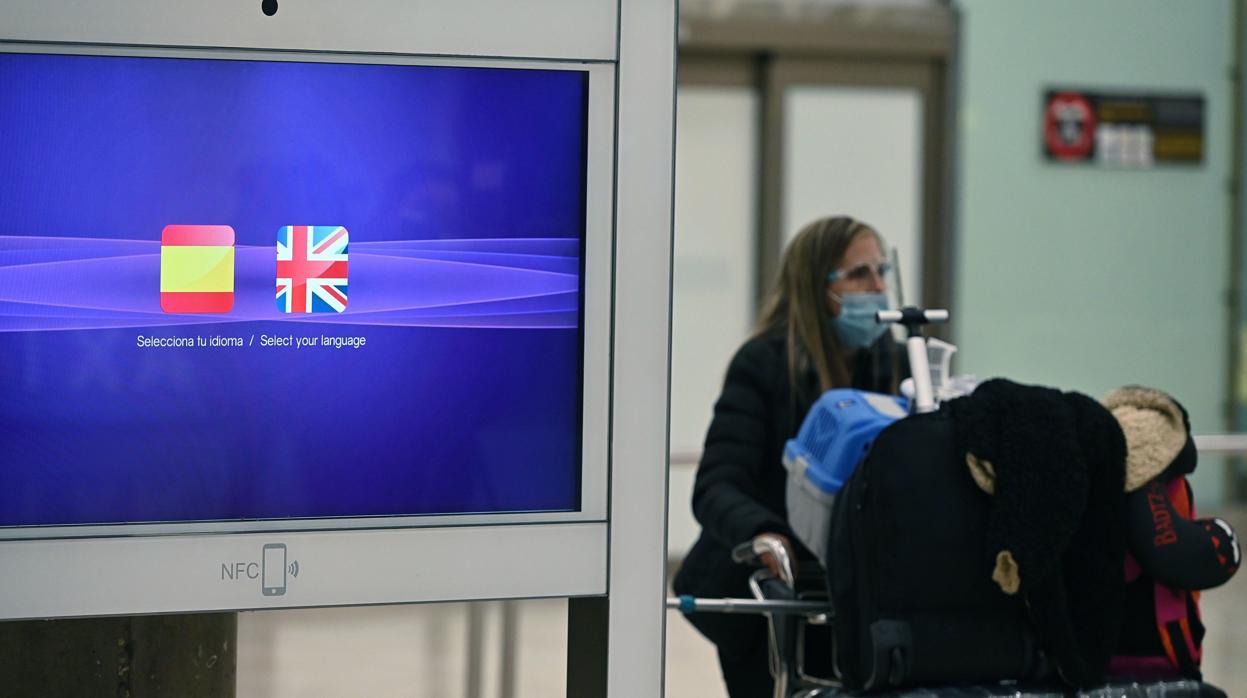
left=276, top=226, right=348, bottom=313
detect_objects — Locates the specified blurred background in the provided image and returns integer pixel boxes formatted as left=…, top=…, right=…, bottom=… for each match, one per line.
left=238, top=0, right=1247, bottom=695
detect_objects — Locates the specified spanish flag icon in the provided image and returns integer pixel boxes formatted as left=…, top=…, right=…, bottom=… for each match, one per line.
left=160, top=225, right=236, bottom=313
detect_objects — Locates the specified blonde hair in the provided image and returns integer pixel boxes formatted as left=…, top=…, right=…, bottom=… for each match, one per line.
left=755, top=216, right=883, bottom=394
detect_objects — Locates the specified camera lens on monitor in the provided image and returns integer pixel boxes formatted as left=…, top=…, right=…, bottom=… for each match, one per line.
left=261, top=0, right=278, bottom=16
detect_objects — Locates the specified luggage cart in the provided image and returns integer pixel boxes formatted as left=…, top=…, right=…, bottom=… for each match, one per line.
left=667, top=535, right=1225, bottom=698
left=669, top=307, right=1227, bottom=697
left=669, top=537, right=836, bottom=698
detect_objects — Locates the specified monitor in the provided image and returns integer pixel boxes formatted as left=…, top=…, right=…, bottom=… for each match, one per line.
left=0, top=1, right=619, bottom=619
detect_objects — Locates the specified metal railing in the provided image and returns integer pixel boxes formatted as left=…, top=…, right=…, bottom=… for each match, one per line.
left=1193, top=434, right=1247, bottom=454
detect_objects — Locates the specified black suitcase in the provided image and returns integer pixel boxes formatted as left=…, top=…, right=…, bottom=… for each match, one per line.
left=827, top=408, right=1050, bottom=690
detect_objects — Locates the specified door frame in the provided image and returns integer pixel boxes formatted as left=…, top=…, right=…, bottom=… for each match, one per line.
left=679, top=1, right=960, bottom=328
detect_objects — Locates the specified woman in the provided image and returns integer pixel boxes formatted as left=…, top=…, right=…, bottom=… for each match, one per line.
left=672, top=215, right=903, bottom=697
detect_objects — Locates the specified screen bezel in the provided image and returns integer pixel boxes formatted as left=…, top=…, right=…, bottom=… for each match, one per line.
left=0, top=42, right=614, bottom=541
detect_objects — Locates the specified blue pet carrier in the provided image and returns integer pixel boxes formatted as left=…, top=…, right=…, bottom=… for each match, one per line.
left=782, top=388, right=907, bottom=566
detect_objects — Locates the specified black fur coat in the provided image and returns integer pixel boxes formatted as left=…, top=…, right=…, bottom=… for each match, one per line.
left=946, top=378, right=1128, bottom=688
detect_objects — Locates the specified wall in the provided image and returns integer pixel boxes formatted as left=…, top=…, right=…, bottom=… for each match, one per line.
left=667, top=84, right=759, bottom=558
left=954, top=0, right=1234, bottom=504
left=783, top=85, right=926, bottom=303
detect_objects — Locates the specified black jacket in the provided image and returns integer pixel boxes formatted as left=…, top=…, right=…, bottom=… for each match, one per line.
left=672, top=328, right=899, bottom=654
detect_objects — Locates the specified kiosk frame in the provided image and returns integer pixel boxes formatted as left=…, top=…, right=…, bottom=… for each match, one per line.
left=0, top=1, right=675, bottom=695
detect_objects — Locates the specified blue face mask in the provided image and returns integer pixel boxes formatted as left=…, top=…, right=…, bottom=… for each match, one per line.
left=832, top=292, right=889, bottom=349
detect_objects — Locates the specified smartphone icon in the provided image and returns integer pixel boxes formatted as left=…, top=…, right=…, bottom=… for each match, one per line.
left=262, top=543, right=287, bottom=596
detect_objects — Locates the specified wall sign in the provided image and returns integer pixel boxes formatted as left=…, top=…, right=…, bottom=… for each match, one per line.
left=1042, top=89, right=1204, bottom=167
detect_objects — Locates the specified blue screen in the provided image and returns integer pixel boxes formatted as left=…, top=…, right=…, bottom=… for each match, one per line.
left=0, top=52, right=587, bottom=526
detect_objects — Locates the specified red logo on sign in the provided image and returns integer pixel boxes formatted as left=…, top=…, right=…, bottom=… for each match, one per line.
left=1044, top=92, right=1096, bottom=160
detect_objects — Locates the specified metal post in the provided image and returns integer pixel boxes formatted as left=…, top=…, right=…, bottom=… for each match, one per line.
left=602, top=0, right=678, bottom=692
left=1230, top=0, right=1247, bottom=503
left=565, top=597, right=608, bottom=697
left=465, top=603, right=485, bottom=698
left=498, top=601, right=518, bottom=698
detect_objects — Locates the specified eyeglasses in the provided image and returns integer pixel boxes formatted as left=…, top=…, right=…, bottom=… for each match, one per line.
left=827, top=261, right=892, bottom=284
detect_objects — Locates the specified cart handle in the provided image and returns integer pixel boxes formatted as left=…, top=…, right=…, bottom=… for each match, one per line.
left=667, top=595, right=830, bottom=616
